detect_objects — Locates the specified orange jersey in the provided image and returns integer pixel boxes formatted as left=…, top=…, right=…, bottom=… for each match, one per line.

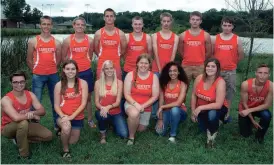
left=1, top=90, right=32, bottom=130
left=238, top=79, right=271, bottom=111
left=195, top=77, right=228, bottom=107
left=131, top=71, right=154, bottom=112
left=214, top=34, right=238, bottom=70
left=33, top=35, right=57, bottom=75
left=97, top=27, right=121, bottom=72
left=98, top=84, right=120, bottom=115
left=164, top=81, right=187, bottom=111
left=60, top=79, right=84, bottom=120
left=152, top=32, right=175, bottom=72
left=182, top=30, right=206, bottom=66
left=124, top=33, right=148, bottom=72
left=68, top=34, right=91, bottom=72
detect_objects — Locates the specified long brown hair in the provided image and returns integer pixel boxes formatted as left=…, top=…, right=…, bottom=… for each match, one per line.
left=203, top=58, right=221, bottom=81
left=61, top=60, right=79, bottom=95
left=133, top=54, right=152, bottom=87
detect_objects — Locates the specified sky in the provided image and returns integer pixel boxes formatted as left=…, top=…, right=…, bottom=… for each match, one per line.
left=25, top=0, right=229, bottom=17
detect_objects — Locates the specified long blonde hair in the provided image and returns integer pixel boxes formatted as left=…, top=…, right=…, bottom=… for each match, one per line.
left=99, top=60, right=118, bottom=97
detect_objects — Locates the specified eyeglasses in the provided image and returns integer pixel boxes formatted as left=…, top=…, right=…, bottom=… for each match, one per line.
left=12, top=81, right=26, bottom=85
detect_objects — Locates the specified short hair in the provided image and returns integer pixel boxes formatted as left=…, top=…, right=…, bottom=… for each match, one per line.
left=132, top=16, right=143, bottom=23
left=221, top=16, right=234, bottom=25
left=190, top=11, right=202, bottom=19
left=160, top=12, right=173, bottom=21
left=257, top=64, right=270, bottom=71
left=10, top=71, right=27, bottom=82
left=72, top=17, right=86, bottom=25
left=104, top=8, right=116, bottom=16
left=40, top=15, right=52, bottom=24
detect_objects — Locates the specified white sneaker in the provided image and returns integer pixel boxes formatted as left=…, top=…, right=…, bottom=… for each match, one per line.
left=127, top=139, right=134, bottom=146
left=168, top=137, right=176, bottom=143
left=12, top=138, right=17, bottom=145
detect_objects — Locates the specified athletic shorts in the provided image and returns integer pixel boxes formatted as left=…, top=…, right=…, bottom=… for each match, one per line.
left=182, top=64, right=204, bottom=82
left=78, top=69, right=94, bottom=93
left=220, top=70, right=236, bottom=101
left=124, top=101, right=151, bottom=126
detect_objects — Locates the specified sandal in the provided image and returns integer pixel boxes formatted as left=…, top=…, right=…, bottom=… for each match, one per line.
left=88, top=120, right=97, bottom=128
left=62, top=151, right=71, bottom=158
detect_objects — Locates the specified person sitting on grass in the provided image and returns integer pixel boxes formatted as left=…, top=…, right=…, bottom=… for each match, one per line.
left=238, top=64, right=273, bottom=144
left=94, top=60, right=128, bottom=144
left=155, top=61, right=189, bottom=144
left=191, top=58, right=228, bottom=148
left=1, top=71, right=53, bottom=159
left=54, top=60, right=88, bottom=158
left=124, top=54, right=159, bottom=145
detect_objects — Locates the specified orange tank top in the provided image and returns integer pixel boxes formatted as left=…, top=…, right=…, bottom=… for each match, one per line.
left=98, top=27, right=121, bottom=71
left=131, top=71, right=154, bottom=112
left=182, top=30, right=206, bottom=66
left=164, top=81, right=187, bottom=111
left=238, top=78, right=270, bottom=111
left=195, top=77, right=228, bottom=107
left=99, top=83, right=120, bottom=115
left=214, top=34, right=238, bottom=70
left=60, top=79, right=84, bottom=120
left=33, top=35, right=57, bottom=75
left=124, top=33, right=148, bottom=72
left=68, top=34, right=91, bottom=72
left=152, top=32, right=175, bottom=72
left=1, top=90, right=32, bottom=130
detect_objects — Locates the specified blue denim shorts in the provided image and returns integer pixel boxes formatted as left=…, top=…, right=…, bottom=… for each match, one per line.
left=78, top=69, right=94, bottom=93
left=70, top=119, right=84, bottom=130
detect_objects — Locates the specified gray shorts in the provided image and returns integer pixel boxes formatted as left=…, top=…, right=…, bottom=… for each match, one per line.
left=124, top=101, right=151, bottom=126
left=220, top=70, right=236, bottom=101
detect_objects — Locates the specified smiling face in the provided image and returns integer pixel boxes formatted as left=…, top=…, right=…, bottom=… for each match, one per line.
left=205, top=62, right=218, bottom=77
left=63, top=63, right=77, bottom=79
left=11, top=76, right=26, bottom=92
left=103, top=62, right=115, bottom=77
left=73, top=19, right=86, bottom=33
left=255, top=67, right=270, bottom=84
left=40, top=18, right=52, bottom=33
left=169, top=65, right=179, bottom=80
left=137, top=57, right=150, bottom=73
left=132, top=19, right=143, bottom=33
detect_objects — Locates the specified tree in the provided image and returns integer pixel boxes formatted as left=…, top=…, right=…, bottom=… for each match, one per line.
left=31, top=8, right=43, bottom=28
left=2, top=0, right=26, bottom=28
left=224, top=0, right=273, bottom=80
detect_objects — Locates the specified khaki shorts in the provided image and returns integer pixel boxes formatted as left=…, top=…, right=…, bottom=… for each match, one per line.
left=221, top=70, right=236, bottom=101
left=124, top=101, right=151, bottom=126
left=182, top=64, right=204, bottom=82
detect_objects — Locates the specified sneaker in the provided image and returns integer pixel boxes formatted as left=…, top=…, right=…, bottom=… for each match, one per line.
left=88, top=120, right=97, bottom=128
left=127, top=139, right=134, bottom=146
left=168, top=137, right=176, bottom=144
left=12, top=138, right=17, bottom=145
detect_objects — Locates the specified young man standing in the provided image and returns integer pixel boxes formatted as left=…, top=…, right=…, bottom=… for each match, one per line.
left=1, top=71, right=52, bottom=158
left=94, top=8, right=127, bottom=80
left=62, top=17, right=96, bottom=128
left=238, top=64, right=273, bottom=143
left=212, top=17, right=244, bottom=119
left=179, top=11, right=211, bottom=83
left=27, top=15, right=61, bottom=129
left=123, top=16, right=152, bottom=80
left=151, top=12, right=179, bottom=118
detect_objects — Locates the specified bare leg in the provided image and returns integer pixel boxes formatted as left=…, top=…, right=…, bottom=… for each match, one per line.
left=57, top=118, right=71, bottom=152
left=126, top=107, right=140, bottom=139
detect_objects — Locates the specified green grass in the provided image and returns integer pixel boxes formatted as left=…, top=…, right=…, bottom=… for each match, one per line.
left=1, top=56, right=273, bottom=164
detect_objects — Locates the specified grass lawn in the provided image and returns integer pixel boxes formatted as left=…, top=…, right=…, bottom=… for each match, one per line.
left=1, top=56, right=273, bottom=164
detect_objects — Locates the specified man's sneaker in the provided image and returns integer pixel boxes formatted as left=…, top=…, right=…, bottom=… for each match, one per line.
left=168, top=137, right=176, bottom=144
left=127, top=139, right=134, bottom=146
left=12, top=138, right=17, bottom=145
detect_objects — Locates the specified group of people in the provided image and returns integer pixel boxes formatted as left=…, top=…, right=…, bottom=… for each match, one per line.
left=1, top=8, right=273, bottom=159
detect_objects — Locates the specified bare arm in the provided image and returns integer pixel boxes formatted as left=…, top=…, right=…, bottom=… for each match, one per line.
left=191, top=75, right=202, bottom=112
left=178, top=32, right=185, bottom=60
left=119, top=30, right=127, bottom=57
left=55, top=39, right=62, bottom=66
left=26, top=37, right=36, bottom=71
left=94, top=80, right=102, bottom=110
left=54, top=82, right=66, bottom=117
left=112, top=80, right=123, bottom=108
left=211, top=36, right=216, bottom=56
left=93, top=30, right=101, bottom=56
left=124, top=72, right=137, bottom=105
left=170, top=34, right=179, bottom=61
left=88, top=36, right=94, bottom=61
left=205, top=32, right=212, bottom=59
left=30, top=92, right=46, bottom=116
left=61, top=37, right=70, bottom=62
left=160, top=82, right=187, bottom=109
left=237, top=37, right=244, bottom=61
left=152, top=33, right=161, bottom=72
left=240, top=81, right=255, bottom=121
left=142, top=74, right=160, bottom=109
left=146, top=34, right=153, bottom=56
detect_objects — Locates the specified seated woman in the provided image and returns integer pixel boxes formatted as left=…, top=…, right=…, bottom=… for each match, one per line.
left=54, top=60, right=88, bottom=158
left=191, top=58, right=228, bottom=148
left=124, top=54, right=159, bottom=145
left=94, top=60, right=128, bottom=144
left=155, top=61, right=189, bottom=143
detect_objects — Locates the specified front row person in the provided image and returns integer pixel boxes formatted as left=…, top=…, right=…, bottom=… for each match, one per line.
left=1, top=71, right=52, bottom=159
left=238, top=64, right=273, bottom=143
left=191, top=58, right=228, bottom=148
left=124, top=54, right=159, bottom=145
left=54, top=60, right=88, bottom=158
left=94, top=60, right=128, bottom=144
left=155, top=62, right=189, bottom=143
